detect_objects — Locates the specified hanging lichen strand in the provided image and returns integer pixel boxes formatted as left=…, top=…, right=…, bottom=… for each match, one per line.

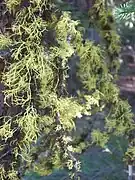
left=0, top=0, right=95, bottom=179
left=0, top=0, right=134, bottom=179
left=86, top=0, right=135, bottom=160
left=0, top=1, right=84, bottom=179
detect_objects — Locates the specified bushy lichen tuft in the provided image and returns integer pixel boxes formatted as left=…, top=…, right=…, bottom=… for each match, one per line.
left=0, top=0, right=134, bottom=179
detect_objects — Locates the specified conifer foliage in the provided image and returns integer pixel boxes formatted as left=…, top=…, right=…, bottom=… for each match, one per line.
left=0, top=0, right=134, bottom=179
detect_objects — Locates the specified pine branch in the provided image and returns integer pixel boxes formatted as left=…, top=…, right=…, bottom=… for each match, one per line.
left=114, top=1, right=135, bottom=21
